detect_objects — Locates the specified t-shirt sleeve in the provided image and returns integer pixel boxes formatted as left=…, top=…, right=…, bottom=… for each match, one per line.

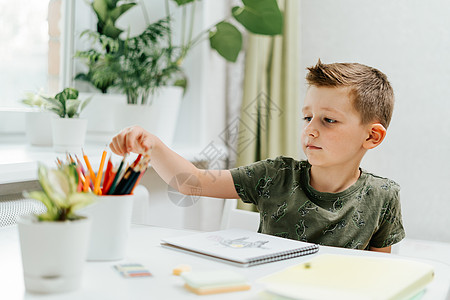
left=229, top=158, right=282, bottom=205
left=369, top=185, right=406, bottom=248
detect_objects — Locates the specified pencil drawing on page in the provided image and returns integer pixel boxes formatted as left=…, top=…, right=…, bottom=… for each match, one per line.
left=207, top=235, right=269, bottom=249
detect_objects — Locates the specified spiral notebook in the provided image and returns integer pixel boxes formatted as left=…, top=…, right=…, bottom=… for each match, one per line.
left=160, top=228, right=319, bottom=267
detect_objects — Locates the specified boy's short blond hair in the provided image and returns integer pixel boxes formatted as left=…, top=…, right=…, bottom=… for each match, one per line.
left=306, top=60, right=394, bottom=128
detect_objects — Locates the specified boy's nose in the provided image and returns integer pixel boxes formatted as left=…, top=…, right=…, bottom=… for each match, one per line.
left=304, top=122, right=319, bottom=138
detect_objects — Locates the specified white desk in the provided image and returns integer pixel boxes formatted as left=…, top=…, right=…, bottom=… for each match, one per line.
left=1, top=224, right=449, bottom=300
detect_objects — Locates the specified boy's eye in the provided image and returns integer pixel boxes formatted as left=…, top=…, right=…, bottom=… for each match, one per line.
left=324, top=118, right=337, bottom=123
left=303, top=116, right=312, bottom=122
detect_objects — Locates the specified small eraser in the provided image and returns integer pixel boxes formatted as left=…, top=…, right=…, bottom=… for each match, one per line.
left=181, top=270, right=247, bottom=288
left=173, top=264, right=192, bottom=276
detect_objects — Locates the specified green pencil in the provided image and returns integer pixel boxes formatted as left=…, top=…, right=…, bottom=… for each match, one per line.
left=107, top=154, right=127, bottom=195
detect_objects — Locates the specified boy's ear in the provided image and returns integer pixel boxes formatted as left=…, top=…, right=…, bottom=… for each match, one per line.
left=363, top=123, right=387, bottom=149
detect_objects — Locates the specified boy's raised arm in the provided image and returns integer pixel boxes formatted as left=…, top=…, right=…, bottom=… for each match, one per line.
left=109, top=126, right=239, bottom=199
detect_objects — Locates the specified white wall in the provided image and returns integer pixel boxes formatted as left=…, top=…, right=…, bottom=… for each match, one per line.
left=300, top=0, right=450, bottom=242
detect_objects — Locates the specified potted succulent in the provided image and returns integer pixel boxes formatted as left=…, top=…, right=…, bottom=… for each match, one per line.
left=17, top=162, right=95, bottom=293
left=74, top=0, right=283, bottom=144
left=42, top=87, right=91, bottom=153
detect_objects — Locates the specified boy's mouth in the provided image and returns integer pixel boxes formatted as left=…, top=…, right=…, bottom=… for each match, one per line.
left=306, top=144, right=322, bottom=150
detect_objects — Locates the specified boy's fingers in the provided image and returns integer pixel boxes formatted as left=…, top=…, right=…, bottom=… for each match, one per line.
left=110, top=137, right=126, bottom=156
left=136, top=133, right=151, bottom=153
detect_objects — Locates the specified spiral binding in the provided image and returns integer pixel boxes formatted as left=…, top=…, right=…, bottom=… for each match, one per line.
left=247, top=244, right=319, bottom=267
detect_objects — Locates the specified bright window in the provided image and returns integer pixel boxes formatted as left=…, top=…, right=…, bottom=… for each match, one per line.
left=0, top=0, right=52, bottom=108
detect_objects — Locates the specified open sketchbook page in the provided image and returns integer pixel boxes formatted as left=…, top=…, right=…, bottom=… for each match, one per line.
left=161, top=228, right=318, bottom=267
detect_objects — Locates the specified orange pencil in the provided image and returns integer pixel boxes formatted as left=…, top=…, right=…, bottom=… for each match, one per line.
left=82, top=149, right=96, bottom=187
left=94, top=149, right=108, bottom=195
left=84, top=174, right=91, bottom=192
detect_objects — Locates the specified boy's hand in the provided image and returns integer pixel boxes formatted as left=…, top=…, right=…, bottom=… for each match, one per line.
left=110, top=126, right=154, bottom=156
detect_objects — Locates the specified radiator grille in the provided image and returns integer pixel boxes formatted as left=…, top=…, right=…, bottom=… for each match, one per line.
left=0, top=193, right=46, bottom=227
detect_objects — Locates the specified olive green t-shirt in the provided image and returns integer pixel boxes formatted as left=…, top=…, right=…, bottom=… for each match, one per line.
left=230, top=157, right=405, bottom=250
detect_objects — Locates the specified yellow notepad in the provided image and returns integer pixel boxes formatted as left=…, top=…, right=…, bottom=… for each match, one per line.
left=258, top=254, right=434, bottom=300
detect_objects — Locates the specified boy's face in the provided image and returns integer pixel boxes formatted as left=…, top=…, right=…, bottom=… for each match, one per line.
left=301, top=86, right=371, bottom=169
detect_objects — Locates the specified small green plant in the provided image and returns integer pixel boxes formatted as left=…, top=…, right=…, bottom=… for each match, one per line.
left=43, top=88, right=91, bottom=118
left=25, top=163, right=95, bottom=222
left=20, top=90, right=49, bottom=110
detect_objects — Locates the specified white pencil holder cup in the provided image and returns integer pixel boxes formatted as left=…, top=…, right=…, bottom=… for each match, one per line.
left=81, top=194, right=134, bottom=261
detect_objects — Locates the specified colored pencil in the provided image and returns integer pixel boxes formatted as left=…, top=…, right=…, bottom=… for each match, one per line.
left=82, top=149, right=97, bottom=188
left=113, top=167, right=136, bottom=195
left=103, top=157, right=113, bottom=190
left=102, top=168, right=116, bottom=194
left=94, top=149, right=108, bottom=194
left=84, top=174, right=91, bottom=192
left=108, top=155, right=127, bottom=195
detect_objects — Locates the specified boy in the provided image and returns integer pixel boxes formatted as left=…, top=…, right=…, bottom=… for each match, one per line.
left=109, top=60, right=405, bottom=253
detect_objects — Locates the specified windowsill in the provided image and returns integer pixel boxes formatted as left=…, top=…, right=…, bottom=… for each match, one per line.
left=0, top=133, right=208, bottom=185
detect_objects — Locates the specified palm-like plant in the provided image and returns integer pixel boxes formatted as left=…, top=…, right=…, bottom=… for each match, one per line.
left=75, top=0, right=283, bottom=102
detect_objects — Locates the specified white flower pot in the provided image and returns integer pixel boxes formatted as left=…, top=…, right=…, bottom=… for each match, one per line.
left=51, top=118, right=88, bottom=153
left=17, top=215, right=91, bottom=294
left=80, top=93, right=126, bottom=141
left=114, top=86, right=183, bottom=146
left=81, top=194, right=134, bottom=261
left=25, top=111, right=53, bottom=146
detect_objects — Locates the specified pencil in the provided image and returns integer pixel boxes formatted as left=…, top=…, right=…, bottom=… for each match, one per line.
left=122, top=170, right=141, bottom=195
left=84, top=174, right=91, bottom=192
left=94, top=149, right=108, bottom=195
left=103, top=157, right=113, bottom=190
left=76, top=166, right=84, bottom=192
left=113, top=167, right=135, bottom=195
left=102, top=168, right=116, bottom=194
left=82, top=149, right=97, bottom=188
left=108, top=155, right=127, bottom=195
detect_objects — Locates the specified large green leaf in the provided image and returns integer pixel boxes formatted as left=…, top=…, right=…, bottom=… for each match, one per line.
left=209, top=22, right=242, bottom=62
left=102, top=20, right=123, bottom=39
left=93, top=0, right=109, bottom=23
left=110, top=3, right=136, bottom=23
left=232, top=0, right=283, bottom=35
left=172, top=0, right=196, bottom=5
left=56, top=88, right=79, bottom=101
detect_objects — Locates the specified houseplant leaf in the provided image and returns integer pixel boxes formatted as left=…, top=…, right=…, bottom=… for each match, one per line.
left=172, top=0, right=196, bottom=5
left=110, top=3, right=136, bottom=23
left=42, top=96, right=64, bottom=117
left=66, top=100, right=81, bottom=118
left=24, top=191, right=58, bottom=218
left=232, top=0, right=283, bottom=35
left=37, top=164, right=69, bottom=208
left=67, top=193, right=95, bottom=213
left=102, top=19, right=123, bottom=40
left=79, top=96, right=92, bottom=114
left=209, top=22, right=242, bottom=62
left=56, top=88, right=79, bottom=101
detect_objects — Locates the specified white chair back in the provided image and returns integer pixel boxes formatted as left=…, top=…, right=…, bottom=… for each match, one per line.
left=220, top=199, right=260, bottom=231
